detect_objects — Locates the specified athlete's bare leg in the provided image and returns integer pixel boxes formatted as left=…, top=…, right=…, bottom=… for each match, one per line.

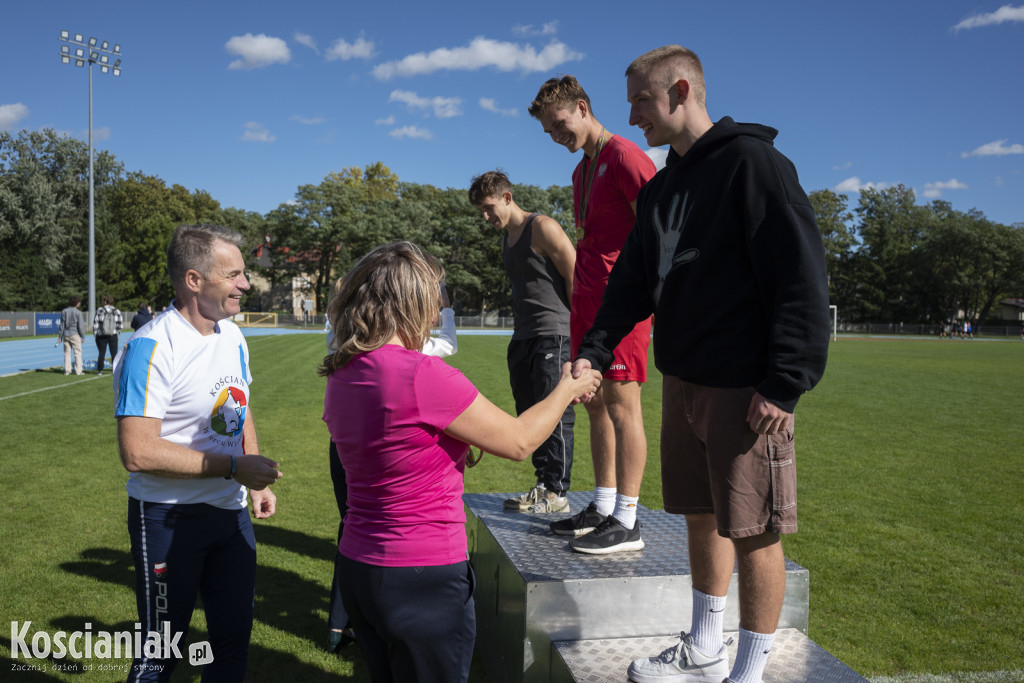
left=583, top=388, right=616, bottom=489
left=603, top=379, right=646, bottom=497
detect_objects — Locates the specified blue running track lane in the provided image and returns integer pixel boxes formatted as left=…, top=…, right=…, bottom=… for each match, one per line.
left=0, top=328, right=512, bottom=377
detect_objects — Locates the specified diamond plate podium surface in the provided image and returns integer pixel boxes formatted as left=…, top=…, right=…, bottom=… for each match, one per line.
left=551, top=629, right=869, bottom=683
left=464, top=491, right=811, bottom=683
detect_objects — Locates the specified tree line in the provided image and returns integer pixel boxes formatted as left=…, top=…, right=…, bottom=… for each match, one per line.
left=3, top=128, right=1022, bottom=323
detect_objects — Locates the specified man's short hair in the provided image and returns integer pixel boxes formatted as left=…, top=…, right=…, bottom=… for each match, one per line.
left=625, top=45, right=707, bottom=109
left=68, top=296, right=81, bottom=307
left=468, top=170, right=513, bottom=206
left=167, top=224, right=245, bottom=288
left=103, top=295, right=114, bottom=306
left=528, top=75, right=591, bottom=120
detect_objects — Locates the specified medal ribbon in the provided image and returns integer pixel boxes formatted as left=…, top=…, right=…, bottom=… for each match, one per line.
left=576, top=128, right=608, bottom=229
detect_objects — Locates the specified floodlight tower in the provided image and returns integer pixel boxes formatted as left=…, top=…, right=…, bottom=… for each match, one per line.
left=58, top=31, right=122, bottom=329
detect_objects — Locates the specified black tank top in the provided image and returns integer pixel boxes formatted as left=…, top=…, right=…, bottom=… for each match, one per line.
left=502, top=214, right=571, bottom=340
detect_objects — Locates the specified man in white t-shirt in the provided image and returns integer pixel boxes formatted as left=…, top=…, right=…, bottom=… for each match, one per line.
left=113, top=224, right=282, bottom=682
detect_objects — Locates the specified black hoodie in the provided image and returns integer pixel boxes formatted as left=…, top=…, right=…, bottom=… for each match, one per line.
left=577, top=117, right=829, bottom=412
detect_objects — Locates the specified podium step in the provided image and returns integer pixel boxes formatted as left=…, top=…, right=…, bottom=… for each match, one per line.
left=464, top=492, right=815, bottom=683
left=551, top=629, right=869, bottom=682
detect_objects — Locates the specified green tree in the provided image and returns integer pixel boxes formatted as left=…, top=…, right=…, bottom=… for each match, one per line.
left=416, top=184, right=507, bottom=314
left=262, top=164, right=403, bottom=313
left=854, top=185, right=925, bottom=323
left=0, top=128, right=122, bottom=310
left=105, top=172, right=235, bottom=310
left=808, top=189, right=856, bottom=304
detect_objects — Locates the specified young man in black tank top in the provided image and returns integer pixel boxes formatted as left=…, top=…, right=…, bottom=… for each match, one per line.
left=469, top=170, right=578, bottom=513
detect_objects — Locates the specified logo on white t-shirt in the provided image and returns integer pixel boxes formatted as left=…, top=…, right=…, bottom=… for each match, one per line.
left=210, top=387, right=247, bottom=437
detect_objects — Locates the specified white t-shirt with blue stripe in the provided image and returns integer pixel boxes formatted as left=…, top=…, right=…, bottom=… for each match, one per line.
left=113, top=305, right=252, bottom=509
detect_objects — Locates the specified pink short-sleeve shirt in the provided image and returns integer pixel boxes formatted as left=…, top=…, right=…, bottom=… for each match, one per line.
left=323, top=345, right=478, bottom=567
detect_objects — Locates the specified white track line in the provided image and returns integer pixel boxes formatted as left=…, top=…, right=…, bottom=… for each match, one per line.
left=0, top=375, right=102, bottom=401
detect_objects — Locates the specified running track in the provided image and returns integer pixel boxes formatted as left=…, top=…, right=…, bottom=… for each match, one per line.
left=0, top=327, right=515, bottom=377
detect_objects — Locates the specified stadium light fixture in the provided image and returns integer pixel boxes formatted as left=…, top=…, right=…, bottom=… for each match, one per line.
left=58, top=30, right=124, bottom=329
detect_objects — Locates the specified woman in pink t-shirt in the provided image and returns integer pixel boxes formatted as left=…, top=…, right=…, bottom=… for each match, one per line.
left=320, top=241, right=599, bottom=683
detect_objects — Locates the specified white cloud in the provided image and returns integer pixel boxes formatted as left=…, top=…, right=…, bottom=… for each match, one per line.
left=923, top=179, right=968, bottom=198
left=645, top=148, right=668, bottom=170
left=479, top=98, right=519, bottom=117
left=512, top=21, right=559, bottom=37
left=241, top=122, right=275, bottom=142
left=92, top=126, right=111, bottom=141
left=832, top=161, right=852, bottom=170
left=961, top=139, right=1024, bottom=157
left=326, top=36, right=375, bottom=61
left=0, top=102, right=29, bottom=130
left=290, top=115, right=326, bottom=125
left=226, top=33, right=291, bottom=70
left=952, top=4, right=1024, bottom=31
left=835, top=176, right=889, bottom=193
left=375, top=115, right=396, bottom=125
left=995, top=175, right=1005, bottom=186
left=294, top=32, right=319, bottom=55
left=389, top=125, right=433, bottom=140
left=372, top=37, right=583, bottom=80
left=389, top=90, right=463, bottom=119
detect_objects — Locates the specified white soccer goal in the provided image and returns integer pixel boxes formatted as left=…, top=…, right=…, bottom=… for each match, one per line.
left=829, top=305, right=838, bottom=342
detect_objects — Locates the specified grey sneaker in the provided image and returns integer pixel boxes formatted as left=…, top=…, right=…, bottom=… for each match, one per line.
left=549, top=501, right=606, bottom=536
left=504, top=484, right=545, bottom=511
left=528, top=491, right=570, bottom=514
left=627, top=632, right=731, bottom=683
left=569, top=516, right=644, bottom=554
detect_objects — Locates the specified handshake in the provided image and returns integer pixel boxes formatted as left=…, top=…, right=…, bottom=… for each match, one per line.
left=558, top=358, right=602, bottom=405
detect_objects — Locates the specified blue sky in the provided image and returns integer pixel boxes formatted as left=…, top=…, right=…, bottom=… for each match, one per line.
left=3, top=1, right=1022, bottom=226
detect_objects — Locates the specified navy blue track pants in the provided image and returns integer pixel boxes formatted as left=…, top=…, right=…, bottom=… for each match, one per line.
left=127, top=498, right=256, bottom=682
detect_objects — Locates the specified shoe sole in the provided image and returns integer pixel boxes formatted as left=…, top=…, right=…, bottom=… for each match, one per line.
left=570, top=538, right=645, bottom=555
left=627, top=668, right=722, bottom=683
left=530, top=505, right=570, bottom=514
left=551, top=525, right=597, bottom=537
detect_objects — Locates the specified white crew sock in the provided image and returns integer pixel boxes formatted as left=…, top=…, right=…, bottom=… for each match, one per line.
left=729, top=626, right=775, bottom=683
left=612, top=493, right=639, bottom=529
left=593, top=487, right=616, bottom=517
left=690, top=588, right=727, bottom=656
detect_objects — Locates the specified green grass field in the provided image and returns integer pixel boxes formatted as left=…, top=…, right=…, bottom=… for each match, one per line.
left=1, top=335, right=1022, bottom=682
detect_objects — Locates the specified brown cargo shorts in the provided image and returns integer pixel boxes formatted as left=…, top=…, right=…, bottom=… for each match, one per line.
left=660, top=376, right=798, bottom=538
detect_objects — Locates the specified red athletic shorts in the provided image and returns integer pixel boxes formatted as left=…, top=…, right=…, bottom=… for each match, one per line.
left=570, top=291, right=651, bottom=382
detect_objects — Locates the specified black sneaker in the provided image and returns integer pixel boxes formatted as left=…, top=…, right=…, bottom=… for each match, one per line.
left=549, top=501, right=606, bottom=537
left=569, top=516, right=644, bottom=554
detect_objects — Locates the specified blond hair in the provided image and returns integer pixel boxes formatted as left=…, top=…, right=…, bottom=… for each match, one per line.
left=318, top=241, right=444, bottom=376
left=626, top=45, right=707, bottom=109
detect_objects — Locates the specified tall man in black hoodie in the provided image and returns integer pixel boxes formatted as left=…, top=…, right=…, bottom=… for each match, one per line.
left=573, top=45, right=829, bottom=683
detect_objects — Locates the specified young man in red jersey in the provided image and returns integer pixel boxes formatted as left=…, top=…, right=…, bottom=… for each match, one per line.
left=529, top=75, right=656, bottom=554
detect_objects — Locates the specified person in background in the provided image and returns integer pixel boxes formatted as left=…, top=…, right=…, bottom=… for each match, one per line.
left=93, top=294, right=123, bottom=376
left=59, top=295, right=85, bottom=376
left=321, top=241, right=599, bottom=682
left=131, top=302, right=154, bottom=331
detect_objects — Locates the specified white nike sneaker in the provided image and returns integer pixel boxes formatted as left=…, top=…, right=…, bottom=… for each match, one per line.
left=627, top=632, right=731, bottom=683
